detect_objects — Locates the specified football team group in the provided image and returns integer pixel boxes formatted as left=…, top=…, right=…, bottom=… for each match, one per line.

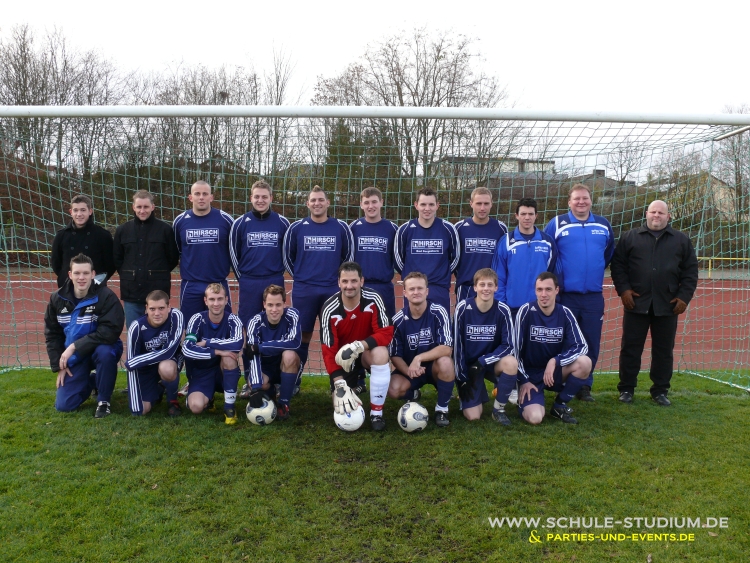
left=45, top=179, right=698, bottom=429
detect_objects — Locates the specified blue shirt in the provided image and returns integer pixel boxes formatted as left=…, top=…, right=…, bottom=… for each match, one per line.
left=245, top=308, right=302, bottom=388
left=454, top=217, right=508, bottom=287
left=283, top=217, right=354, bottom=286
left=173, top=207, right=234, bottom=283
left=230, top=210, right=290, bottom=280
left=395, top=218, right=460, bottom=289
left=390, top=300, right=452, bottom=365
left=491, top=227, right=557, bottom=308
left=514, top=301, right=588, bottom=385
left=350, top=218, right=398, bottom=284
left=453, top=297, right=514, bottom=382
left=125, top=308, right=184, bottom=371
left=544, top=211, right=615, bottom=294
left=182, top=310, right=243, bottom=361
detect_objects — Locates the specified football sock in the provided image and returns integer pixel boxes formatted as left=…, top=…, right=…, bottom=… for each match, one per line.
left=494, top=372, right=517, bottom=405
left=556, top=375, right=587, bottom=406
left=369, top=363, right=390, bottom=417
left=223, top=367, right=241, bottom=406
left=296, top=342, right=310, bottom=385
left=241, top=347, right=252, bottom=383
left=162, top=376, right=179, bottom=402
left=399, top=388, right=416, bottom=401
left=278, top=371, right=296, bottom=406
left=435, top=378, right=454, bottom=411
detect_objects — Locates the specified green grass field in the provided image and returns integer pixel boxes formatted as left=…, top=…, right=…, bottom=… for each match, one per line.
left=1, top=369, right=747, bottom=563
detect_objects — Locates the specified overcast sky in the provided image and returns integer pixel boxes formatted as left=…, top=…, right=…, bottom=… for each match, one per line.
left=3, top=0, right=748, bottom=115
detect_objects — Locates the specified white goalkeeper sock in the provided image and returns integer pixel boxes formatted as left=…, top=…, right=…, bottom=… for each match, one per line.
left=369, top=363, right=390, bottom=417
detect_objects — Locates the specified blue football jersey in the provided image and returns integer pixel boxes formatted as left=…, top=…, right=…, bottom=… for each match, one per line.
left=173, top=207, right=234, bottom=282
left=230, top=210, right=290, bottom=280
left=395, top=218, right=460, bottom=288
left=390, top=300, right=452, bottom=365
left=454, top=217, right=508, bottom=287
left=125, top=308, right=184, bottom=370
left=350, top=218, right=398, bottom=284
left=245, top=307, right=302, bottom=388
left=283, top=217, right=354, bottom=286
left=182, top=310, right=244, bottom=361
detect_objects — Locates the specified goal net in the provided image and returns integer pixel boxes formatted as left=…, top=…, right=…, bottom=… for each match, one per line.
left=1, top=108, right=748, bottom=390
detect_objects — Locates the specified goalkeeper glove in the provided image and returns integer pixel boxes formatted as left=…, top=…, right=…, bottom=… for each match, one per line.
left=468, top=361, right=484, bottom=380
left=334, top=341, right=365, bottom=373
left=245, top=343, right=259, bottom=357
left=332, top=379, right=363, bottom=414
left=456, top=379, right=473, bottom=403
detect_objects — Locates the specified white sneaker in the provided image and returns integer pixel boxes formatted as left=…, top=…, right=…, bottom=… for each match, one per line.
left=177, top=382, right=190, bottom=397
left=508, top=389, right=518, bottom=405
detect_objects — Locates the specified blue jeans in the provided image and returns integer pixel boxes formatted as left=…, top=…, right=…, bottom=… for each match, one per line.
left=124, top=301, right=146, bottom=332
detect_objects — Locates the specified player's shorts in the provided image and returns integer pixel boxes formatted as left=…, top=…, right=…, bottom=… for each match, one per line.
left=238, top=275, right=286, bottom=325
left=260, top=354, right=286, bottom=386
left=127, top=354, right=184, bottom=415
left=180, top=279, right=232, bottom=323
left=428, top=284, right=451, bottom=313
left=393, top=361, right=436, bottom=390
left=518, top=364, right=564, bottom=411
left=455, top=284, right=476, bottom=305
left=185, top=358, right=224, bottom=400
left=459, top=363, right=497, bottom=410
left=366, top=281, right=396, bottom=321
left=292, top=282, right=339, bottom=332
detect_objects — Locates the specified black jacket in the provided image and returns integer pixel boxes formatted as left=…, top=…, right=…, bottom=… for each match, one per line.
left=44, top=279, right=124, bottom=372
left=610, top=224, right=699, bottom=316
left=113, top=212, right=180, bottom=303
left=50, top=216, right=115, bottom=288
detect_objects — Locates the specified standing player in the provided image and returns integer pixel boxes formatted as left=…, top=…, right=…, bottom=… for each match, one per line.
left=453, top=268, right=518, bottom=424
left=181, top=284, right=244, bottom=424
left=284, top=186, right=354, bottom=384
left=320, top=262, right=394, bottom=431
left=454, top=187, right=508, bottom=304
left=44, top=253, right=124, bottom=417
left=388, top=272, right=454, bottom=427
left=230, top=180, right=290, bottom=397
left=515, top=272, right=591, bottom=425
left=173, top=180, right=234, bottom=323
left=545, top=185, right=614, bottom=402
left=395, top=187, right=460, bottom=312
left=245, top=285, right=301, bottom=420
left=125, top=290, right=184, bottom=416
left=492, top=198, right=557, bottom=316
left=51, top=194, right=115, bottom=287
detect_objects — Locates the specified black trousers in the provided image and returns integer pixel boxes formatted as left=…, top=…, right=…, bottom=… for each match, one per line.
left=618, top=309, right=679, bottom=397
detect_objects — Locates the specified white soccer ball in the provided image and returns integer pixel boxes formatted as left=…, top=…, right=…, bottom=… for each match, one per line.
left=398, top=401, right=429, bottom=433
left=246, top=396, right=277, bottom=426
left=333, top=405, right=366, bottom=432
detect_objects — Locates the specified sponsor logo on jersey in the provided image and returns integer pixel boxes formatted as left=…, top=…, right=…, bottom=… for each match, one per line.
left=591, top=228, right=608, bottom=236
left=303, top=236, right=337, bottom=251
left=464, top=238, right=496, bottom=253
left=530, top=325, right=563, bottom=343
left=466, top=324, right=496, bottom=341
left=186, top=228, right=220, bottom=244
left=247, top=231, right=279, bottom=248
left=411, top=239, right=443, bottom=254
left=144, top=330, right=170, bottom=352
left=407, top=328, right=434, bottom=350
left=84, top=306, right=95, bottom=313
left=535, top=246, right=549, bottom=253
left=358, top=236, right=389, bottom=253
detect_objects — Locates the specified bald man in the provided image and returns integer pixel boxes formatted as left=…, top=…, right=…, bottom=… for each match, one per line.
left=610, top=200, right=698, bottom=406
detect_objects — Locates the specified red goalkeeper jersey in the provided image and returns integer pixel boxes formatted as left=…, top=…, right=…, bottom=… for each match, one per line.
left=320, top=288, right=394, bottom=379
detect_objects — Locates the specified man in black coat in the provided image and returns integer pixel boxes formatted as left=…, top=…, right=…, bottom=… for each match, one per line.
left=50, top=195, right=115, bottom=287
left=610, top=200, right=699, bottom=406
left=113, top=190, right=180, bottom=330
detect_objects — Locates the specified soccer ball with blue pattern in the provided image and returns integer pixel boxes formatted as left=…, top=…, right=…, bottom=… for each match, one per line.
left=398, top=402, right=429, bottom=433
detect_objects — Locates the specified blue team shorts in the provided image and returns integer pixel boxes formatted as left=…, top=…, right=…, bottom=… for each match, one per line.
left=459, top=364, right=497, bottom=410
left=291, top=282, right=339, bottom=332
left=393, top=361, right=436, bottom=390
left=518, top=364, right=564, bottom=411
left=238, top=276, right=286, bottom=325
left=128, top=354, right=184, bottom=413
left=185, top=358, right=224, bottom=400
left=366, top=281, right=396, bottom=321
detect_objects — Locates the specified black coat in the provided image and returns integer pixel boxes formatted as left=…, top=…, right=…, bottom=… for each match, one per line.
left=113, top=212, right=180, bottom=303
left=610, top=224, right=699, bottom=316
left=50, top=216, right=115, bottom=288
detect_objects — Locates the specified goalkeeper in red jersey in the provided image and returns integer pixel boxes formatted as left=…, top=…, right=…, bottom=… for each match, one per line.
left=320, top=262, right=394, bottom=431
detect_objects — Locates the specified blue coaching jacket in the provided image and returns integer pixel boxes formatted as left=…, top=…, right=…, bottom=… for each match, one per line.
left=544, top=211, right=614, bottom=294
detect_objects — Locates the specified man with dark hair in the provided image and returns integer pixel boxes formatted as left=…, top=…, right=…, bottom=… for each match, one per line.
left=244, top=284, right=301, bottom=420
left=492, top=197, right=557, bottom=316
left=515, top=272, right=591, bottom=425
left=611, top=200, right=698, bottom=406
left=388, top=271, right=454, bottom=427
left=395, top=187, right=460, bottom=312
left=51, top=194, right=115, bottom=288
left=320, top=262, right=394, bottom=430
left=113, top=190, right=180, bottom=332
left=544, top=184, right=614, bottom=402
left=44, top=253, right=124, bottom=417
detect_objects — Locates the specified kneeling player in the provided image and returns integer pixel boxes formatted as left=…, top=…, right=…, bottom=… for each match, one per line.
left=182, top=283, right=244, bottom=424
left=321, top=262, right=394, bottom=431
left=245, top=284, right=301, bottom=420
left=125, top=290, right=184, bottom=416
left=388, top=272, right=454, bottom=427
left=453, top=268, right=518, bottom=424
left=515, top=272, right=591, bottom=425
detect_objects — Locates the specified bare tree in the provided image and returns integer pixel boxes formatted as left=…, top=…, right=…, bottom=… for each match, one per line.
left=716, top=104, right=750, bottom=218
left=607, top=136, right=647, bottom=186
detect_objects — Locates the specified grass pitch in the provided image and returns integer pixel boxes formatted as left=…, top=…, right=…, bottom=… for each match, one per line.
left=1, top=369, right=747, bottom=562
